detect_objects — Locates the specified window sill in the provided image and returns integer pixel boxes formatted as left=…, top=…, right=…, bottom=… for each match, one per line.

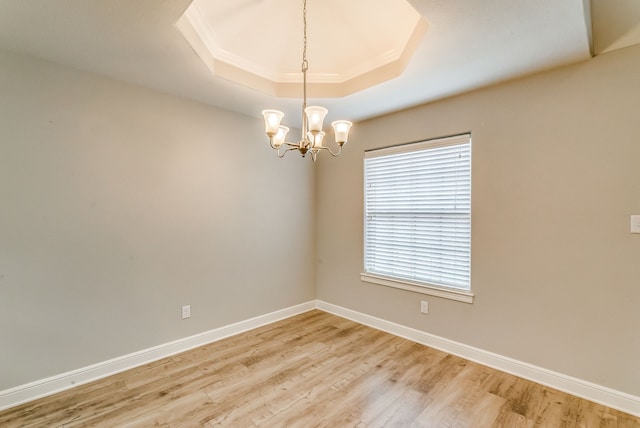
left=360, top=273, right=474, bottom=304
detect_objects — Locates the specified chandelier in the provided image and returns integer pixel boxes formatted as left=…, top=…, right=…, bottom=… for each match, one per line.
left=261, top=0, right=352, bottom=161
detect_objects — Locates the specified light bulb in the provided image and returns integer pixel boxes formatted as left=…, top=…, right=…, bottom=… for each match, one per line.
left=308, top=131, right=325, bottom=148
left=262, top=110, right=284, bottom=136
left=304, top=106, right=328, bottom=133
left=332, top=120, right=352, bottom=145
left=273, top=126, right=289, bottom=148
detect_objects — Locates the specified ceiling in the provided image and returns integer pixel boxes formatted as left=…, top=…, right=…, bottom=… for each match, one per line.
left=176, top=0, right=428, bottom=98
left=0, top=0, right=638, bottom=124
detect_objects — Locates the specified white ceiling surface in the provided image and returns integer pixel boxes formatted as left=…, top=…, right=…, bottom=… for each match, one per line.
left=177, top=0, right=428, bottom=98
left=0, top=1, right=635, bottom=124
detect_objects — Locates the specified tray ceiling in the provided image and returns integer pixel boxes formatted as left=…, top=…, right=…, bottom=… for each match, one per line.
left=0, top=1, right=635, bottom=122
left=177, top=0, right=427, bottom=97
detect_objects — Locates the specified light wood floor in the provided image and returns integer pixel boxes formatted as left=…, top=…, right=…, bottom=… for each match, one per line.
left=1, top=310, right=638, bottom=427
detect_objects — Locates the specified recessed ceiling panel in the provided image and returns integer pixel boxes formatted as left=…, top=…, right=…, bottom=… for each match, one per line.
left=177, top=0, right=427, bottom=97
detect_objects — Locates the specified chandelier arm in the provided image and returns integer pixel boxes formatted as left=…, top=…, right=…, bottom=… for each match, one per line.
left=268, top=139, right=298, bottom=150
left=276, top=147, right=298, bottom=158
left=315, top=144, right=343, bottom=157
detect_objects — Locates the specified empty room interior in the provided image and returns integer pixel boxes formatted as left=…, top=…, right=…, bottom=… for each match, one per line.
left=0, top=0, right=639, bottom=426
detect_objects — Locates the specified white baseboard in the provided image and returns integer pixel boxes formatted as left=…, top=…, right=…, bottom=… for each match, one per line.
left=0, top=301, right=316, bottom=412
left=3, top=300, right=638, bottom=418
left=316, top=300, right=640, bottom=417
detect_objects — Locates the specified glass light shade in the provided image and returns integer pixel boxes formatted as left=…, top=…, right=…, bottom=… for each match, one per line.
left=331, top=120, right=352, bottom=144
left=273, top=126, right=289, bottom=148
left=262, top=110, right=284, bottom=136
left=308, top=131, right=325, bottom=148
left=304, top=106, right=328, bottom=133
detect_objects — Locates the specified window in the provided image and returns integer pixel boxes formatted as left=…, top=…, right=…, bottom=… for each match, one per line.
left=361, top=134, right=473, bottom=303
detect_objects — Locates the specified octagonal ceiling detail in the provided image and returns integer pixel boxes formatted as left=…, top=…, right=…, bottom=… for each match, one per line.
left=177, top=0, right=427, bottom=98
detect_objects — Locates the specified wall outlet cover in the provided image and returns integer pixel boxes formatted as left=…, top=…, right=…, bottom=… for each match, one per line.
left=420, top=301, right=429, bottom=314
left=182, top=305, right=191, bottom=319
left=631, top=215, right=640, bottom=233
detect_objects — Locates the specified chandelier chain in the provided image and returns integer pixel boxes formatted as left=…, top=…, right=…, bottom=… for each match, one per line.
left=302, top=0, right=308, bottom=72
left=301, top=0, right=308, bottom=122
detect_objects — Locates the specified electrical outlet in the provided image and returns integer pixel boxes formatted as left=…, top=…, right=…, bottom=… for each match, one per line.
left=631, top=215, right=640, bottom=234
left=420, top=301, right=429, bottom=314
left=182, top=305, right=191, bottom=319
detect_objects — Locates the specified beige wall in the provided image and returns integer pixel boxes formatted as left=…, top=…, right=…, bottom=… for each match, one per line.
left=316, top=44, right=640, bottom=396
left=0, top=50, right=315, bottom=390
left=2, top=41, right=638, bottom=399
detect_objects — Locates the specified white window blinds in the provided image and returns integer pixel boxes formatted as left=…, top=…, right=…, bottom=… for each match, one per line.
left=364, top=134, right=471, bottom=291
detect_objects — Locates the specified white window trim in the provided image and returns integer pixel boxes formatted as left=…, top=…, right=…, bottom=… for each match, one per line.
left=361, top=133, right=473, bottom=304
left=360, top=273, right=474, bottom=303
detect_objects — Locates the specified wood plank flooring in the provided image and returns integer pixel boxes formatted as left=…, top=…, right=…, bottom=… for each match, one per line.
left=1, top=310, right=638, bottom=427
